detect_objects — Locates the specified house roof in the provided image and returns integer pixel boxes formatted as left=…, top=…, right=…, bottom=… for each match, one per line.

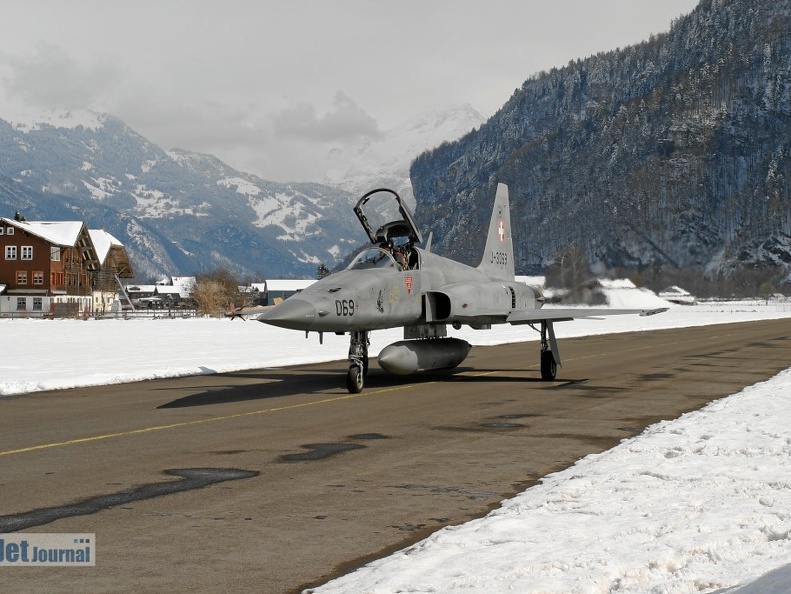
left=250, top=279, right=315, bottom=292
left=90, top=229, right=133, bottom=277
left=126, top=284, right=158, bottom=293
left=1, top=218, right=87, bottom=246
left=267, top=279, right=315, bottom=291
left=171, top=277, right=196, bottom=298
left=88, top=229, right=122, bottom=263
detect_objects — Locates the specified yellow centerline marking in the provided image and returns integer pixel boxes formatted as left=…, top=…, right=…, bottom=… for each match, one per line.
left=0, top=328, right=748, bottom=458
left=0, top=382, right=424, bottom=458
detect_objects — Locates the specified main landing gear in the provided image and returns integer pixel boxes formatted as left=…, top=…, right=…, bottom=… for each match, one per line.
left=539, top=320, right=558, bottom=381
left=347, top=330, right=370, bottom=393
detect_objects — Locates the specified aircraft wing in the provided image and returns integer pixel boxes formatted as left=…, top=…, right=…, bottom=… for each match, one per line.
left=507, top=307, right=668, bottom=324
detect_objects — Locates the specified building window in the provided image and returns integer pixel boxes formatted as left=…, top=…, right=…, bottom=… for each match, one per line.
left=16, top=297, right=26, bottom=310
left=33, top=298, right=43, bottom=311
left=7, top=227, right=14, bottom=236
left=17, top=270, right=27, bottom=285
left=21, top=246, right=33, bottom=260
left=0, top=227, right=4, bottom=235
left=50, top=247, right=60, bottom=261
left=5, top=245, right=16, bottom=260
left=33, top=271, right=44, bottom=285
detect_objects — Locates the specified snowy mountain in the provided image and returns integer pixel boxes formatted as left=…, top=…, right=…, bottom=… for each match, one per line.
left=0, top=105, right=484, bottom=280
left=0, top=110, right=365, bottom=279
left=324, top=104, right=485, bottom=209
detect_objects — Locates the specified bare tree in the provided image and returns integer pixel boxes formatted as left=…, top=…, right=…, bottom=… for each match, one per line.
left=545, top=243, right=591, bottom=300
left=192, top=268, right=245, bottom=317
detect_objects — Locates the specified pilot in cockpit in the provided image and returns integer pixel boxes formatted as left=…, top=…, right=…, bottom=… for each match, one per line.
left=393, top=245, right=407, bottom=270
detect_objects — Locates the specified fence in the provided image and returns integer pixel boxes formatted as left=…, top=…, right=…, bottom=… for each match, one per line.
left=0, top=308, right=199, bottom=320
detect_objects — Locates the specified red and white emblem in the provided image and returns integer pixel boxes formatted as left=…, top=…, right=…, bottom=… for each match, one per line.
left=498, top=220, right=505, bottom=242
left=405, top=276, right=413, bottom=294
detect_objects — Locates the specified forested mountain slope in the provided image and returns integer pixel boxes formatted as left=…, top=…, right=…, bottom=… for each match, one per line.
left=411, top=0, right=791, bottom=293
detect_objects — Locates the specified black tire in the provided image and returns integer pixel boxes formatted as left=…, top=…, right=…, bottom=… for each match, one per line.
left=540, top=350, right=557, bottom=381
left=346, top=364, right=364, bottom=393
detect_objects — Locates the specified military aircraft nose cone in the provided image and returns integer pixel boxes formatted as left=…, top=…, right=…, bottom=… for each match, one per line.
left=257, top=298, right=316, bottom=330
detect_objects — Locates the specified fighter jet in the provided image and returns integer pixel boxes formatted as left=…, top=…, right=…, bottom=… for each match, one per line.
left=259, top=183, right=666, bottom=393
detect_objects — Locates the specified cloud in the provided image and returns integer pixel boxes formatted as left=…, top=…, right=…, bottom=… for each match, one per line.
left=111, top=89, right=385, bottom=181
left=115, top=95, right=336, bottom=183
left=272, top=91, right=382, bottom=143
left=0, top=42, right=121, bottom=110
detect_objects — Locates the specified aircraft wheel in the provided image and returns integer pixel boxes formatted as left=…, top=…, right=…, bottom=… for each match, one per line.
left=540, top=350, right=557, bottom=381
left=347, top=364, right=364, bottom=393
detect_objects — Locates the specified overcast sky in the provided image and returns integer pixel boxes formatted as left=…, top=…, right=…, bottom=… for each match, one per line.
left=0, top=0, right=698, bottom=183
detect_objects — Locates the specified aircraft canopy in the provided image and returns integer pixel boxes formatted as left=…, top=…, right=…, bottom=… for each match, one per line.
left=353, top=188, right=423, bottom=246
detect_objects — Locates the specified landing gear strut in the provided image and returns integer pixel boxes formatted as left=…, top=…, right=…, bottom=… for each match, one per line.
left=540, top=321, right=558, bottom=381
left=347, top=330, right=370, bottom=393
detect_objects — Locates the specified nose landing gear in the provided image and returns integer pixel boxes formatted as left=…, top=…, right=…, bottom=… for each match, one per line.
left=347, top=330, right=370, bottom=393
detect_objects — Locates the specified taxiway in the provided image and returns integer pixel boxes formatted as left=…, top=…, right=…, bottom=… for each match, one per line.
left=1, top=319, right=789, bottom=592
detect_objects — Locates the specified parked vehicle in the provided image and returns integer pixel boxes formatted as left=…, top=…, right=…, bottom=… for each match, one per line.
left=138, top=296, right=164, bottom=309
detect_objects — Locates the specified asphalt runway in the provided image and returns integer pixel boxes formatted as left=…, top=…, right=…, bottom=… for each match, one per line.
left=1, top=318, right=790, bottom=593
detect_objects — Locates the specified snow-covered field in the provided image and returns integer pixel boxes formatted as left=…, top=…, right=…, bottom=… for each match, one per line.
left=3, top=297, right=791, bottom=593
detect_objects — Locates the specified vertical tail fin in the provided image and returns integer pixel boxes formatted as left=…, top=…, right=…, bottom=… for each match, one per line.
left=477, top=183, right=515, bottom=281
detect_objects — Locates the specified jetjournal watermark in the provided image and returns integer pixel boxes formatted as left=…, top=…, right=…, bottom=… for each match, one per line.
left=0, top=533, right=95, bottom=567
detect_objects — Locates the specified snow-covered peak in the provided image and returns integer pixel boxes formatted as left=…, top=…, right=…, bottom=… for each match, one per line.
left=0, top=106, right=106, bottom=132
left=324, top=104, right=486, bottom=207
left=404, top=103, right=487, bottom=140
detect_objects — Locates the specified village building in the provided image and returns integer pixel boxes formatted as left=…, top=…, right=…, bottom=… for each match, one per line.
left=123, top=284, right=160, bottom=307
left=171, top=277, right=196, bottom=302
left=153, top=285, right=182, bottom=307
left=124, top=277, right=196, bottom=309
left=89, top=229, right=135, bottom=315
left=250, top=279, right=315, bottom=305
left=0, top=215, right=133, bottom=317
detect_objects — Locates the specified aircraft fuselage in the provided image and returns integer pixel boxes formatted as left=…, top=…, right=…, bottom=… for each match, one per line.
left=261, top=247, right=543, bottom=334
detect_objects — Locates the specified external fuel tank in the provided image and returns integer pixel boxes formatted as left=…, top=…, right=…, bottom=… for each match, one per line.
left=377, top=338, right=471, bottom=375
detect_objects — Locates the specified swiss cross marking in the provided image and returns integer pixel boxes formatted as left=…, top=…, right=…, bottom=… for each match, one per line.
left=498, top=220, right=505, bottom=242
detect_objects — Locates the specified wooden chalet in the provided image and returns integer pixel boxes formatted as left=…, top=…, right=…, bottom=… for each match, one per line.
left=0, top=215, right=132, bottom=317
left=89, top=229, right=135, bottom=314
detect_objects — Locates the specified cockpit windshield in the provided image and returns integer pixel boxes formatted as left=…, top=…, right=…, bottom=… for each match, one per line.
left=347, top=247, right=397, bottom=270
